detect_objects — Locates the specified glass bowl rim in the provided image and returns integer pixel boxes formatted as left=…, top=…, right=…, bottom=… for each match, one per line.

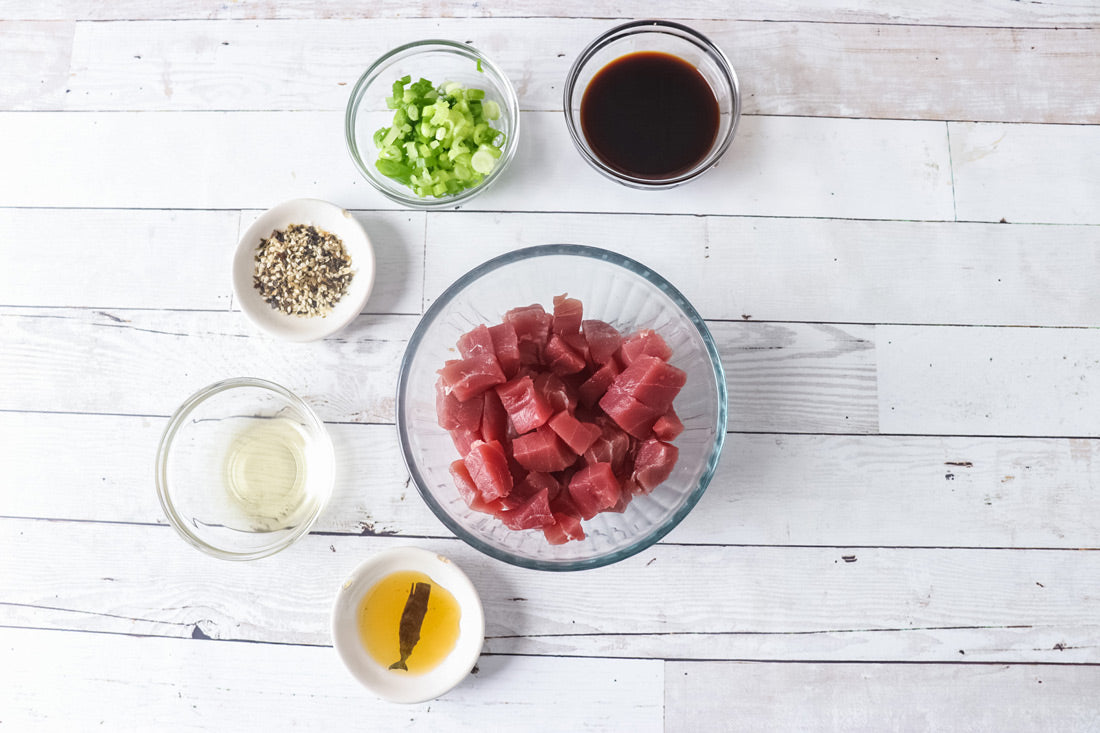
left=155, top=376, right=334, bottom=561
left=562, top=19, right=742, bottom=189
left=396, top=243, right=728, bottom=571
left=344, top=39, right=521, bottom=210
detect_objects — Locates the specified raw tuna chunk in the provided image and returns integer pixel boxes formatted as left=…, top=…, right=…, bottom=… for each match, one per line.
left=582, top=319, right=622, bottom=365
left=552, top=294, right=583, bottom=336
left=488, top=322, right=521, bottom=378
left=457, top=324, right=495, bottom=359
left=543, top=512, right=586, bottom=544
left=505, top=304, right=552, bottom=349
left=450, top=459, right=507, bottom=515
left=501, top=488, right=555, bottom=530
left=480, top=388, right=510, bottom=445
left=463, top=439, right=513, bottom=501
left=544, top=334, right=586, bottom=375
left=598, top=386, right=663, bottom=440
left=633, top=438, right=679, bottom=492
left=496, top=375, right=554, bottom=434
left=619, top=329, right=672, bottom=365
left=439, top=353, right=506, bottom=401
left=610, top=355, right=686, bottom=414
left=583, top=418, right=635, bottom=474
left=512, top=426, right=576, bottom=472
left=436, top=378, right=483, bottom=430
left=449, top=425, right=480, bottom=456
left=578, top=361, right=620, bottom=407
left=652, top=407, right=684, bottom=442
left=511, top=470, right=561, bottom=503
left=548, top=411, right=602, bottom=455
left=568, top=463, right=622, bottom=520
left=550, top=489, right=583, bottom=520
left=533, top=372, right=577, bottom=414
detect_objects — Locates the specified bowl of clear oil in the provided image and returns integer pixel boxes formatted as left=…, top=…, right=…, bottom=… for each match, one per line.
left=331, top=547, right=485, bottom=703
left=156, top=377, right=335, bottom=560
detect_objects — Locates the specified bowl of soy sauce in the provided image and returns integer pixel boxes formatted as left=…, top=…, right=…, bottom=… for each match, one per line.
left=563, top=20, right=740, bottom=189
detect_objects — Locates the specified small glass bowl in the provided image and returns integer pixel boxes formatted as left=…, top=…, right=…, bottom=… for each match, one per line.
left=563, top=20, right=741, bottom=189
left=155, top=378, right=335, bottom=560
left=396, top=245, right=727, bottom=571
left=345, top=40, right=520, bottom=209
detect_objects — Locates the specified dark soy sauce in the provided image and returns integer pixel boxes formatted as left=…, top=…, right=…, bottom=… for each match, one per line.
left=580, top=52, right=719, bottom=179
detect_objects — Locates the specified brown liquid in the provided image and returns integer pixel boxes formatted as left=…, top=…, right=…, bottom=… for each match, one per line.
left=357, top=571, right=461, bottom=675
left=580, top=51, right=719, bottom=179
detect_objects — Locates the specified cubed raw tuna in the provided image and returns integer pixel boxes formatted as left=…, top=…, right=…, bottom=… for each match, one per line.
left=505, top=304, right=552, bottom=349
left=501, top=488, right=555, bottom=530
left=488, top=322, right=521, bottom=378
left=450, top=459, right=507, bottom=515
left=548, top=411, right=602, bottom=455
left=463, top=439, right=513, bottom=501
left=583, top=417, right=635, bottom=474
left=457, top=324, right=495, bottom=359
left=552, top=294, right=583, bottom=336
left=619, top=329, right=672, bottom=365
left=578, top=361, right=620, bottom=407
left=610, top=355, right=686, bottom=414
left=511, top=470, right=561, bottom=503
left=568, top=463, right=622, bottom=520
left=543, top=512, right=586, bottom=544
left=533, top=372, right=577, bottom=414
left=582, top=319, right=623, bottom=365
left=449, top=425, right=480, bottom=456
left=496, top=375, right=554, bottom=434
left=652, top=407, right=684, bottom=442
left=438, top=353, right=506, bottom=401
left=436, top=378, right=483, bottom=430
left=512, top=426, right=576, bottom=472
left=480, top=388, right=510, bottom=445
left=550, top=488, right=583, bottom=520
left=598, top=386, right=663, bottom=440
left=544, top=333, right=586, bottom=375
left=633, top=438, right=679, bottom=492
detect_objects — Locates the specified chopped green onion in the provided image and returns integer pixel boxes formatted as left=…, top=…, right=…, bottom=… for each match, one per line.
left=372, top=74, right=507, bottom=198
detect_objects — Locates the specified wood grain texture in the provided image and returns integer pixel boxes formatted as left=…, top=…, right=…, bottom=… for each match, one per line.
left=666, top=661, right=1100, bottom=732
left=877, top=325, right=1100, bottom=437
left=0, top=111, right=955, bottom=221
left=951, top=122, right=1100, bottom=225
left=38, top=19, right=1098, bottom=123
left=3, top=521, right=1099, bottom=663
left=2, top=1, right=1097, bottom=27
left=0, top=21, right=73, bottom=110
left=0, top=627, right=664, bottom=732
left=8, top=412, right=1100, bottom=549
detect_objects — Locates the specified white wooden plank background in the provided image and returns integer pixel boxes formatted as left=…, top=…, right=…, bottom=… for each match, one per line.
left=3, top=3, right=1100, bottom=731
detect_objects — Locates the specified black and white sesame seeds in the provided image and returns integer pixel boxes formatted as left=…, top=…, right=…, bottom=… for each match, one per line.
left=253, top=224, right=354, bottom=318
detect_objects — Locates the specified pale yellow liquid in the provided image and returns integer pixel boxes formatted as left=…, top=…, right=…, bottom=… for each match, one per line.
left=223, top=417, right=313, bottom=530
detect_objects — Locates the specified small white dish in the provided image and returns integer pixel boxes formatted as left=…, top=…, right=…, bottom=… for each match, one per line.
left=232, top=198, right=376, bottom=342
left=331, top=546, right=485, bottom=703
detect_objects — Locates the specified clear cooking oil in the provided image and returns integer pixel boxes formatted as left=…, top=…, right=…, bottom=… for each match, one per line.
left=223, top=416, right=318, bottom=530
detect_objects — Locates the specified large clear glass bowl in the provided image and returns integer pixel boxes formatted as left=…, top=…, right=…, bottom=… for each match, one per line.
left=397, top=245, right=726, bottom=570
left=346, top=40, right=520, bottom=209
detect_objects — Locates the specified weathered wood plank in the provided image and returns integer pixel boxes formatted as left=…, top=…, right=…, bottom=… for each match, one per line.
left=877, top=324, right=1100, bottom=437
left=0, top=627, right=663, bottom=732
left=41, top=19, right=1099, bottom=123
left=0, top=21, right=73, bottom=110
left=9, top=412, right=1100, bottom=549
left=1, top=1, right=1096, bottom=28
left=950, top=121, right=1100, bottom=225
left=666, top=661, right=1100, bottom=733
left=0, top=111, right=955, bottom=221
left=3, top=521, right=1099, bottom=663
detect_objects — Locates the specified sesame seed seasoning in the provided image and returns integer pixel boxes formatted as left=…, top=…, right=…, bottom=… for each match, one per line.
left=253, top=224, right=354, bottom=318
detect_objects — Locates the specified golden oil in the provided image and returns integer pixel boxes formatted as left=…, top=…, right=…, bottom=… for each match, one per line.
left=357, top=570, right=461, bottom=675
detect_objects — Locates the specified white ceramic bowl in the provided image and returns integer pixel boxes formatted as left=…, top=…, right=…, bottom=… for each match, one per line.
left=331, top=546, right=485, bottom=703
left=232, top=198, right=376, bottom=341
